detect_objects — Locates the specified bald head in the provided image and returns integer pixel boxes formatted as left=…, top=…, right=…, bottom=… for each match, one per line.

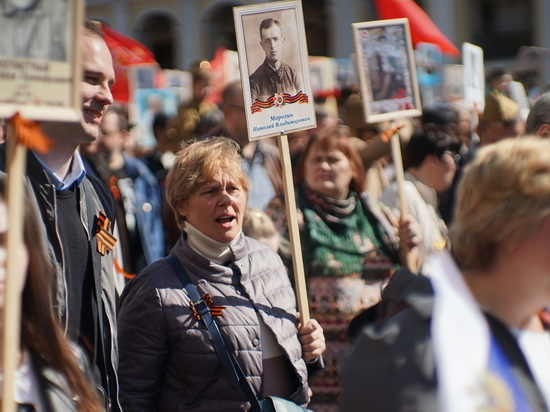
left=526, top=93, right=550, bottom=137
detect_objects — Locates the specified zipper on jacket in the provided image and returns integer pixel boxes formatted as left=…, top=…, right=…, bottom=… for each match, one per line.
left=102, top=291, right=121, bottom=411
left=51, top=185, right=70, bottom=336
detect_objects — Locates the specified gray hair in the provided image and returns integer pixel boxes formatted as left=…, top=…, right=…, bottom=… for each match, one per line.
left=526, top=93, right=550, bottom=134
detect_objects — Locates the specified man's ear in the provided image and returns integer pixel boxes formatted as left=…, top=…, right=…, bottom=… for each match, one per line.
left=424, top=153, right=438, bottom=165
left=536, top=123, right=550, bottom=138
left=120, top=129, right=131, bottom=150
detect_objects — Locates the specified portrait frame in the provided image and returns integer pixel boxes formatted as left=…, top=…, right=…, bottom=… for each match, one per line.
left=443, top=64, right=464, bottom=103
left=352, top=18, right=422, bottom=124
left=233, top=0, right=316, bottom=140
left=462, top=42, right=485, bottom=112
left=128, top=63, right=160, bottom=93
left=0, top=0, right=85, bottom=122
left=129, top=87, right=179, bottom=150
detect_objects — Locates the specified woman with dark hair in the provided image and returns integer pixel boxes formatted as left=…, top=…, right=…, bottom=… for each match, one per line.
left=267, top=125, right=420, bottom=411
left=0, top=175, right=102, bottom=411
left=380, top=124, right=459, bottom=260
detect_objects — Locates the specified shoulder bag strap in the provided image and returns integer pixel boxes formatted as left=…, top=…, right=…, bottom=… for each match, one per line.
left=165, top=255, right=263, bottom=411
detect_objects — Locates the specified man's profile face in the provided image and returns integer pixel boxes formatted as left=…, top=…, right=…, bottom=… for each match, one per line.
left=260, top=24, right=284, bottom=65
left=80, top=33, right=115, bottom=141
left=98, top=111, right=123, bottom=154
left=478, top=119, right=524, bottom=146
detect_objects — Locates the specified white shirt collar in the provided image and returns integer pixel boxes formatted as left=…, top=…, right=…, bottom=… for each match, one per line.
left=35, top=150, right=86, bottom=190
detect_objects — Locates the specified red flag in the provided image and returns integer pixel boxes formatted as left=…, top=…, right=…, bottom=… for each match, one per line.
left=207, top=46, right=227, bottom=106
left=101, top=24, right=159, bottom=102
left=374, top=0, right=460, bottom=57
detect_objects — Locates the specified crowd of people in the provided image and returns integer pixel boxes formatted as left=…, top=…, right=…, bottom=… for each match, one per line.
left=2, top=17, right=550, bottom=412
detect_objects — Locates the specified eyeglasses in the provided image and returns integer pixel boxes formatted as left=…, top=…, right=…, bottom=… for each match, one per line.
left=442, top=151, right=461, bottom=165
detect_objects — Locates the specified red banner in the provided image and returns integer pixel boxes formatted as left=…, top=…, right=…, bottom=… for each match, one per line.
left=101, top=24, right=159, bottom=102
left=374, top=0, right=460, bottom=57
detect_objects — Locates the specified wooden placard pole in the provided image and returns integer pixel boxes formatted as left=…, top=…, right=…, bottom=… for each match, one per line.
left=277, top=133, right=310, bottom=326
left=388, top=129, right=416, bottom=273
left=2, top=123, right=26, bottom=412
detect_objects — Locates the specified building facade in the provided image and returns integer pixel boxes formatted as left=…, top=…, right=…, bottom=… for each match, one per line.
left=86, top=0, right=550, bottom=85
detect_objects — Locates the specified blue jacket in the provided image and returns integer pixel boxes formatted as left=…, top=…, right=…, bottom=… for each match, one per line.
left=122, top=155, right=165, bottom=268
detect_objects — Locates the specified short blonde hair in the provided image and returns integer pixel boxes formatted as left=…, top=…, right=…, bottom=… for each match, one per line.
left=166, top=137, right=250, bottom=230
left=450, top=137, right=550, bottom=271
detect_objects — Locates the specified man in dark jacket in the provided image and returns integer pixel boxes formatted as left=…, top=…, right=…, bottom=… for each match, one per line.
left=0, top=20, right=120, bottom=411
left=87, top=104, right=165, bottom=276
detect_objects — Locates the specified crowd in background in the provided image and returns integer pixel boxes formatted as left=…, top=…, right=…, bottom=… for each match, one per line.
left=3, top=18, right=550, bottom=412
left=80, top=56, right=548, bottom=411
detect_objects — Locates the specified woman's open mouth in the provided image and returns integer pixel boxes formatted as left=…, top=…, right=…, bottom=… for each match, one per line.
left=216, top=216, right=235, bottom=224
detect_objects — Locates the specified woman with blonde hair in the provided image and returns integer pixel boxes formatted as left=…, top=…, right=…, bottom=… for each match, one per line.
left=118, top=137, right=325, bottom=411
left=342, top=137, right=550, bottom=411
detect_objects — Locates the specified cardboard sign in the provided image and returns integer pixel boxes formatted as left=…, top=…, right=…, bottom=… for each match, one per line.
left=0, top=0, right=84, bottom=121
left=234, top=0, right=316, bottom=140
left=352, top=18, right=422, bottom=123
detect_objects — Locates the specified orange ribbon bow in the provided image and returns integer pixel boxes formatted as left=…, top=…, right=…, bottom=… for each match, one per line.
left=8, top=113, right=53, bottom=153
left=95, top=211, right=117, bottom=255
left=190, top=294, right=226, bottom=320
left=380, top=124, right=405, bottom=143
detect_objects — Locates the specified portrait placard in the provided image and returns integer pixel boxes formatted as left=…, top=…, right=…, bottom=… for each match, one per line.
left=443, top=64, right=464, bottom=102
left=233, top=0, right=316, bottom=140
left=415, top=42, right=443, bottom=109
left=130, top=88, right=179, bottom=150
left=163, top=69, right=193, bottom=103
left=352, top=18, right=422, bottom=123
left=462, top=42, right=485, bottom=112
left=0, top=0, right=84, bottom=121
left=128, top=63, right=163, bottom=94
left=508, top=80, right=530, bottom=122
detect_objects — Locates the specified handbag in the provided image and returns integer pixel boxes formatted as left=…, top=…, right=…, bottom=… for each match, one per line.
left=165, top=255, right=312, bottom=412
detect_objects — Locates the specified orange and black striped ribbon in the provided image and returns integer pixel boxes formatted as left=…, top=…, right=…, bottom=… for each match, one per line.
left=250, top=91, right=309, bottom=114
left=95, top=211, right=117, bottom=255
left=190, top=294, right=226, bottom=320
left=109, top=175, right=121, bottom=201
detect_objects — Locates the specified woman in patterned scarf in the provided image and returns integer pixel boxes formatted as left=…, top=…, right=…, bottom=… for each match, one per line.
left=267, top=125, right=420, bottom=412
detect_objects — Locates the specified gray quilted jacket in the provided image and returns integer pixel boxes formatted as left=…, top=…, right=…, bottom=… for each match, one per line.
left=118, top=233, right=310, bottom=411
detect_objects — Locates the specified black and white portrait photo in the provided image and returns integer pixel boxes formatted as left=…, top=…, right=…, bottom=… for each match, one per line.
left=248, top=17, right=303, bottom=104
left=0, top=0, right=70, bottom=61
left=234, top=1, right=316, bottom=140
left=0, top=0, right=83, bottom=121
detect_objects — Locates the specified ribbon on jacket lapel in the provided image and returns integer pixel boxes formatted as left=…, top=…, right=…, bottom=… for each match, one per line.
left=95, top=211, right=117, bottom=255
